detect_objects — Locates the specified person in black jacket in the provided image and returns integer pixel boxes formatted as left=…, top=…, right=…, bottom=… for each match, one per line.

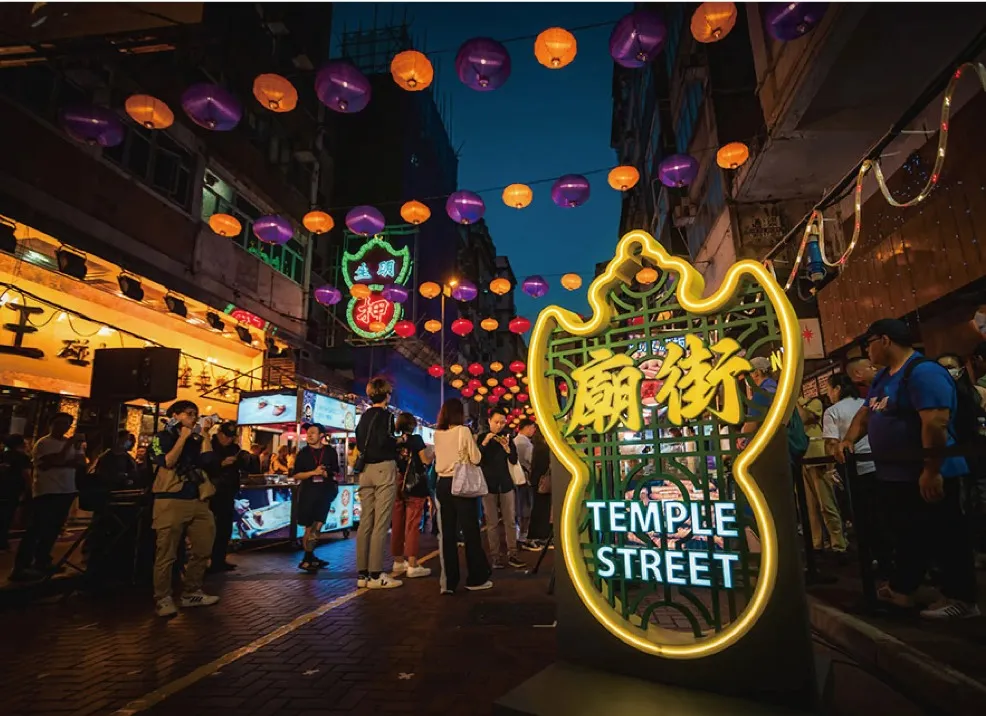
left=208, top=422, right=251, bottom=573
left=291, top=423, right=340, bottom=573
left=525, top=429, right=553, bottom=548
left=479, top=409, right=524, bottom=569
left=391, top=412, right=434, bottom=579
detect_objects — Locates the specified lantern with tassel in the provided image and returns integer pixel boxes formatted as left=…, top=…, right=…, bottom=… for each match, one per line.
left=390, top=50, right=434, bottom=91
left=252, top=73, right=298, bottom=112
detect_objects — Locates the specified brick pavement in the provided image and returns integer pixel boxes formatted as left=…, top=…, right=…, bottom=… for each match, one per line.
left=0, top=532, right=557, bottom=716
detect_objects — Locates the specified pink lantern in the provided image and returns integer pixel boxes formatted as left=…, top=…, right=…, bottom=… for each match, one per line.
left=315, top=61, right=372, bottom=113
left=451, top=318, right=474, bottom=336
left=314, top=285, right=342, bottom=306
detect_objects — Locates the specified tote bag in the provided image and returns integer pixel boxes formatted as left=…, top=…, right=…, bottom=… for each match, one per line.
left=508, top=460, right=527, bottom=487
left=450, top=428, right=487, bottom=498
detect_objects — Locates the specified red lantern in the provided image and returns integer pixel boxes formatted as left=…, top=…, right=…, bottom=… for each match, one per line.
left=394, top=320, right=416, bottom=338
left=451, top=318, right=474, bottom=336
left=509, top=360, right=526, bottom=374
left=428, top=364, right=444, bottom=378
left=509, top=316, right=531, bottom=334
left=517, top=393, right=529, bottom=403
left=467, top=378, right=482, bottom=390
left=468, top=362, right=484, bottom=376
left=492, top=386, right=507, bottom=397
left=502, top=376, right=518, bottom=389
left=487, top=395, right=498, bottom=405
left=461, top=387, right=475, bottom=398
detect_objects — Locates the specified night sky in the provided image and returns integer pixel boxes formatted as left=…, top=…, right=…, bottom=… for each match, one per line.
left=333, top=2, right=633, bottom=320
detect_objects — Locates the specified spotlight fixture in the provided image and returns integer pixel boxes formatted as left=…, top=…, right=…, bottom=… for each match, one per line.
left=164, top=294, right=187, bottom=317
left=0, top=222, right=15, bottom=254
left=236, top=325, right=252, bottom=344
left=117, top=273, right=144, bottom=302
left=206, top=311, right=225, bottom=331
left=56, top=247, right=88, bottom=280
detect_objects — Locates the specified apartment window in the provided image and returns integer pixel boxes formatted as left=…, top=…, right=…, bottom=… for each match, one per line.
left=103, top=123, right=195, bottom=210
left=675, top=81, right=704, bottom=154
left=201, top=173, right=307, bottom=284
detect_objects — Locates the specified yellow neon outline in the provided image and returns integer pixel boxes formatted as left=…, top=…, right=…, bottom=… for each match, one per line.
left=529, top=230, right=803, bottom=660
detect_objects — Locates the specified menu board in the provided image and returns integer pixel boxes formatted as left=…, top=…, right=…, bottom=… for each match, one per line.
left=295, top=484, right=362, bottom=535
left=302, top=391, right=358, bottom=431
left=237, top=390, right=298, bottom=426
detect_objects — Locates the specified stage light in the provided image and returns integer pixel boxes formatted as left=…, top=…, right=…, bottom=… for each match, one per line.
left=56, top=247, right=88, bottom=279
left=236, top=325, right=252, bottom=344
left=206, top=312, right=225, bottom=331
left=164, top=294, right=187, bottom=317
left=117, top=274, right=144, bottom=302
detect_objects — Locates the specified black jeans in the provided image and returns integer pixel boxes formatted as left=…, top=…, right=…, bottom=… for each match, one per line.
left=14, top=492, right=76, bottom=572
left=435, top=477, right=489, bottom=591
left=528, top=491, right=552, bottom=541
left=879, top=478, right=977, bottom=603
left=0, top=496, right=21, bottom=549
left=209, top=490, right=236, bottom=567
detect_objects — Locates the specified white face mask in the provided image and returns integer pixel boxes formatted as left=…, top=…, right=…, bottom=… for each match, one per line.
left=948, top=367, right=964, bottom=379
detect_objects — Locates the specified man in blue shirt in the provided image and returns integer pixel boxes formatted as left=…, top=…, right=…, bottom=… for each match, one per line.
left=837, top=319, right=978, bottom=619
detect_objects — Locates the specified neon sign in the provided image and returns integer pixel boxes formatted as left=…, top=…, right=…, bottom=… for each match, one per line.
left=528, top=229, right=803, bottom=660
left=342, top=236, right=411, bottom=339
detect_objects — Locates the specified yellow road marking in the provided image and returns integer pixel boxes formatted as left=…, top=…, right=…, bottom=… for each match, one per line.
left=113, top=548, right=441, bottom=715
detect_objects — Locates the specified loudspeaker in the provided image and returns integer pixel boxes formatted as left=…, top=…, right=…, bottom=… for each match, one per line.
left=90, top=347, right=180, bottom=403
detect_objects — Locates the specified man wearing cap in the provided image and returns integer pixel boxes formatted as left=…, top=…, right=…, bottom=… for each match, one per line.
left=836, top=318, right=979, bottom=619
left=291, top=423, right=340, bottom=573
left=208, top=422, right=251, bottom=573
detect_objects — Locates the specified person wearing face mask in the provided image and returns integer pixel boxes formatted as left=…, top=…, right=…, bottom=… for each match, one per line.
left=291, top=422, right=340, bottom=573
left=208, top=422, right=251, bottom=574
left=92, top=430, right=140, bottom=488
left=478, top=409, right=524, bottom=570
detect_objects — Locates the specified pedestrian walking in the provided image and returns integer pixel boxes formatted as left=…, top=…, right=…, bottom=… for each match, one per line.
left=292, top=423, right=340, bottom=573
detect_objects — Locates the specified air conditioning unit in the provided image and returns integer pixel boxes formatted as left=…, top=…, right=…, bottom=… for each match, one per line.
left=672, top=198, right=698, bottom=228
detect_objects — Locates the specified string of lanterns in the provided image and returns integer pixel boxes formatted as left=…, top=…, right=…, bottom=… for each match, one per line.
left=426, top=359, right=534, bottom=409
left=771, top=60, right=986, bottom=292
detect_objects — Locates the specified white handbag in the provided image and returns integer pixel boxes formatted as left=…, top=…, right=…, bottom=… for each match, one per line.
left=508, top=460, right=527, bottom=487
left=450, top=429, right=488, bottom=498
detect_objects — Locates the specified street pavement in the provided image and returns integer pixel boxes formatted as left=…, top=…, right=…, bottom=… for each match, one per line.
left=0, top=534, right=557, bottom=716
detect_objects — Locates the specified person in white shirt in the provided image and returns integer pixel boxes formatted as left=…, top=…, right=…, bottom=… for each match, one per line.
left=432, top=399, right=491, bottom=594
left=10, top=412, right=87, bottom=581
left=513, top=420, right=536, bottom=547
left=823, top=374, right=876, bottom=476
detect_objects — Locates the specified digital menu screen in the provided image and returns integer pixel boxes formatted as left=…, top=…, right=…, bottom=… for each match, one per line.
left=232, top=487, right=294, bottom=540
left=237, top=391, right=298, bottom=426
left=301, top=391, right=358, bottom=431
left=296, top=484, right=361, bottom=535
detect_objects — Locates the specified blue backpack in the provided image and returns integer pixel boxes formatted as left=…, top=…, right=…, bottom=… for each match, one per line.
left=787, top=405, right=809, bottom=458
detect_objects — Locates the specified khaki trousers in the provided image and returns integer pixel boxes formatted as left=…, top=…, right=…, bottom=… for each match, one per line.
left=803, top=464, right=847, bottom=552
left=482, top=491, right=517, bottom=561
left=152, top=498, right=215, bottom=601
left=356, top=461, right=397, bottom=574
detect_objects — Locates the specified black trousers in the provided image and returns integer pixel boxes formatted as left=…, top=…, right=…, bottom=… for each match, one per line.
left=209, top=490, right=236, bottom=567
left=0, top=495, right=21, bottom=548
left=14, top=492, right=76, bottom=571
left=528, top=491, right=552, bottom=541
left=879, top=478, right=977, bottom=603
left=435, top=477, right=490, bottom=591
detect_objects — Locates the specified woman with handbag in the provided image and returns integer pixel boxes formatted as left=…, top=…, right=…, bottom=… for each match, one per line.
left=391, top=413, right=434, bottom=579
left=433, top=399, right=492, bottom=594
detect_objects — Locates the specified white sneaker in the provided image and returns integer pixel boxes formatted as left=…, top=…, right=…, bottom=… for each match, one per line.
left=155, top=596, right=178, bottom=618
left=180, top=591, right=219, bottom=608
left=920, top=599, right=981, bottom=620
left=465, top=580, right=493, bottom=592
left=405, top=565, right=431, bottom=579
left=357, top=575, right=368, bottom=588
left=367, top=573, right=403, bottom=589
left=392, top=561, right=408, bottom=575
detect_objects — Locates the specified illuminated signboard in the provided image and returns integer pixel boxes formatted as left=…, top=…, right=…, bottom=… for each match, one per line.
left=529, top=229, right=802, bottom=660
left=301, top=391, right=357, bottom=431
left=342, top=236, right=411, bottom=339
left=223, top=304, right=268, bottom=331
left=237, top=390, right=298, bottom=426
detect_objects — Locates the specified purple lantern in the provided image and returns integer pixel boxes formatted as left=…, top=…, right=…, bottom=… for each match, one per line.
left=455, top=38, right=512, bottom=91
left=59, top=105, right=124, bottom=147
left=314, top=285, right=342, bottom=306
left=522, top=275, right=549, bottom=299
left=451, top=280, right=478, bottom=302
left=181, top=83, right=242, bottom=131
left=763, top=3, right=828, bottom=42
left=315, top=61, right=372, bottom=113
left=609, top=10, right=667, bottom=69
left=446, top=191, right=486, bottom=224
left=658, top=154, right=699, bottom=188
left=253, top=215, right=293, bottom=245
left=381, top=283, right=410, bottom=304
left=551, top=175, right=591, bottom=208
left=345, top=206, right=385, bottom=236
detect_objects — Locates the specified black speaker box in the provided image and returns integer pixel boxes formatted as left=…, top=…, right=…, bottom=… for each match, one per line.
left=90, top=347, right=180, bottom=403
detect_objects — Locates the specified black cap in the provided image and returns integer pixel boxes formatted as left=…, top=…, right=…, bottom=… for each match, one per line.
left=219, top=421, right=238, bottom=437
left=301, top=422, right=325, bottom=435
left=862, top=319, right=913, bottom=348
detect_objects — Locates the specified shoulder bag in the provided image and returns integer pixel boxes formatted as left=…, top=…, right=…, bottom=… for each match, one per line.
left=508, top=458, right=527, bottom=487
left=451, top=427, right=487, bottom=498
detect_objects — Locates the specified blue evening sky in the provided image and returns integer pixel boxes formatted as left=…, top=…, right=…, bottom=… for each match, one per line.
left=333, top=2, right=632, bottom=320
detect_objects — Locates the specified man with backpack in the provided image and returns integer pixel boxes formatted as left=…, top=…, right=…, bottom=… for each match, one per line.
left=836, top=319, right=979, bottom=619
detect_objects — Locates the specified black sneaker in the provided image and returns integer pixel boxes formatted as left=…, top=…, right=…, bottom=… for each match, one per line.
left=507, top=555, right=526, bottom=569
left=312, top=557, right=330, bottom=569
left=297, top=560, right=319, bottom=574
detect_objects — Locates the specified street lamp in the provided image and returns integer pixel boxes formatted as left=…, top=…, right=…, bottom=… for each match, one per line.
left=440, top=278, right=458, bottom=406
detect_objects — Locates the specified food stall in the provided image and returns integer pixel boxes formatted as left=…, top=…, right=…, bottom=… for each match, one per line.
left=232, top=388, right=361, bottom=543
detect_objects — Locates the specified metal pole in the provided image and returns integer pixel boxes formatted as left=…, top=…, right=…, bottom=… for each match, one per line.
left=440, top=291, right=445, bottom=406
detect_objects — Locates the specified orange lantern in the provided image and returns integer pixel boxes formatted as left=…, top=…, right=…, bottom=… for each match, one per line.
left=636, top=267, right=658, bottom=284
left=691, top=3, right=738, bottom=43
left=534, top=27, right=578, bottom=69
left=522, top=377, right=529, bottom=385
left=368, top=320, right=387, bottom=333
left=490, top=361, right=504, bottom=373
left=478, top=386, right=489, bottom=395
left=474, top=394, right=484, bottom=403
left=561, top=273, right=582, bottom=290
left=487, top=378, right=499, bottom=387
left=607, top=165, right=640, bottom=191
left=252, top=73, right=298, bottom=112
left=390, top=50, right=434, bottom=91
left=208, top=213, right=241, bottom=237
left=716, top=142, right=750, bottom=169
left=480, top=317, right=499, bottom=331
left=400, top=200, right=431, bottom=225
left=419, top=282, right=441, bottom=299
left=303, top=210, right=334, bottom=235
left=351, top=284, right=371, bottom=299
left=124, top=94, right=174, bottom=129
left=502, top=183, right=533, bottom=209
left=509, top=385, right=520, bottom=394
left=451, top=378, right=464, bottom=389
left=490, top=277, right=511, bottom=295
left=449, top=364, right=463, bottom=376
left=424, top=319, right=442, bottom=333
